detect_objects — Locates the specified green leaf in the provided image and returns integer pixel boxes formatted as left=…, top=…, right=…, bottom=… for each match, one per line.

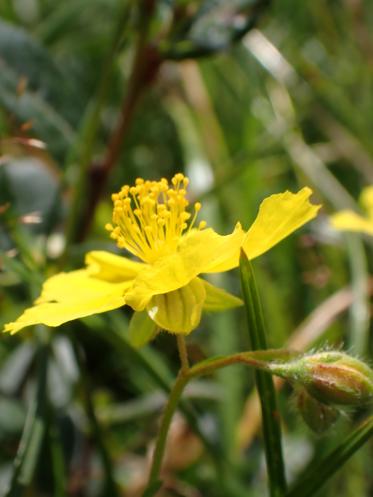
left=0, top=63, right=74, bottom=156
left=0, top=18, right=78, bottom=124
left=1, top=158, right=62, bottom=235
left=239, top=250, right=287, bottom=497
left=202, top=278, right=243, bottom=311
left=0, top=20, right=76, bottom=157
left=128, top=311, right=158, bottom=348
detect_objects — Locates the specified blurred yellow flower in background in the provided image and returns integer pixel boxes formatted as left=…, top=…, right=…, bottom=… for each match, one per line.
left=4, top=173, right=320, bottom=338
left=331, top=186, right=373, bottom=235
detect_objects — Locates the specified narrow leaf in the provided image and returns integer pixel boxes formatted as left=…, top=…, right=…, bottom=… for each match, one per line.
left=239, top=249, right=287, bottom=497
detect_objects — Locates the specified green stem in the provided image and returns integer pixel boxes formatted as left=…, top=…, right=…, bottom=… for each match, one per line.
left=239, top=251, right=287, bottom=497
left=144, top=373, right=189, bottom=493
left=94, top=318, right=219, bottom=463
left=286, top=416, right=373, bottom=497
left=144, top=334, right=190, bottom=494
left=188, top=349, right=296, bottom=379
left=143, top=346, right=295, bottom=495
left=176, top=335, right=189, bottom=373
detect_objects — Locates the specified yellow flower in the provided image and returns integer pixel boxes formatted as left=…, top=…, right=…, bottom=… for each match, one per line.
left=330, top=186, right=373, bottom=235
left=4, top=173, right=320, bottom=338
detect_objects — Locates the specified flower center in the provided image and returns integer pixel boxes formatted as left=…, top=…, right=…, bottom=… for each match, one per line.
left=106, top=173, right=206, bottom=263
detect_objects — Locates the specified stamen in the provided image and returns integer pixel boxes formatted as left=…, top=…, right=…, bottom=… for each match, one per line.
left=106, top=173, right=207, bottom=262
left=188, top=202, right=203, bottom=232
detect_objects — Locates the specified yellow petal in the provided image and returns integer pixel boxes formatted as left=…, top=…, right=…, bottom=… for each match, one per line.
left=146, top=278, right=206, bottom=334
left=125, top=228, right=243, bottom=310
left=202, top=279, right=243, bottom=311
left=202, top=223, right=246, bottom=273
left=242, top=187, right=320, bottom=260
left=330, top=210, right=373, bottom=235
left=86, top=250, right=144, bottom=282
left=205, top=188, right=320, bottom=272
left=4, top=270, right=129, bottom=334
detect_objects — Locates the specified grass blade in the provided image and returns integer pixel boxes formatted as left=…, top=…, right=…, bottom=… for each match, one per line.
left=239, top=250, right=287, bottom=497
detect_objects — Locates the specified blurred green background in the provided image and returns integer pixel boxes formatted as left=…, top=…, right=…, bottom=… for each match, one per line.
left=1, top=1, right=373, bottom=496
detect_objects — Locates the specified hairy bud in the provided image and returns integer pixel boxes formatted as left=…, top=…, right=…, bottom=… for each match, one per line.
left=270, top=351, right=373, bottom=406
left=296, top=388, right=340, bottom=433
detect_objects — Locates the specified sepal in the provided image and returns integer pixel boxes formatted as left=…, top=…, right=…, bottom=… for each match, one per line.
left=128, top=310, right=159, bottom=348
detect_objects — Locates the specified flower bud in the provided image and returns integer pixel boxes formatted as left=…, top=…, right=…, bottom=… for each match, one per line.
left=296, top=388, right=340, bottom=434
left=270, top=351, right=373, bottom=406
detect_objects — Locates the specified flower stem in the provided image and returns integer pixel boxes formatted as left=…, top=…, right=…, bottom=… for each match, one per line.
left=143, top=346, right=295, bottom=495
left=99, top=316, right=220, bottom=464
left=188, top=349, right=296, bottom=379
left=239, top=250, right=287, bottom=497
left=144, top=335, right=190, bottom=493
left=176, top=335, right=189, bottom=373
left=144, top=373, right=189, bottom=493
